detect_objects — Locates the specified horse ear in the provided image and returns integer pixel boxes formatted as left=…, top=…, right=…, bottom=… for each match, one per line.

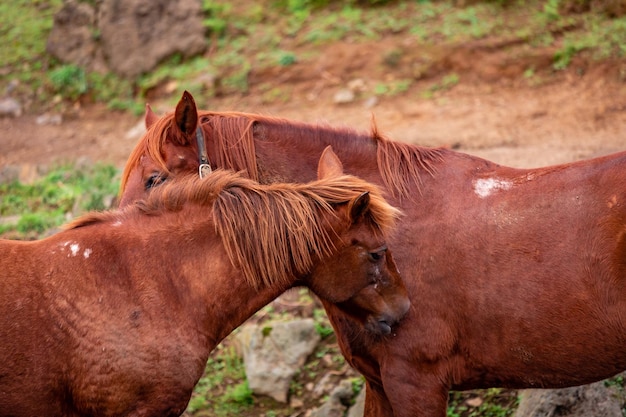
left=349, top=191, right=370, bottom=223
left=317, top=146, right=344, bottom=180
left=173, top=91, right=199, bottom=144
left=144, top=104, right=159, bottom=128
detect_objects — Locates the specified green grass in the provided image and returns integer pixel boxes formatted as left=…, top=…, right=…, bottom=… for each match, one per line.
left=0, top=0, right=62, bottom=68
left=0, top=164, right=119, bottom=238
left=187, top=345, right=253, bottom=416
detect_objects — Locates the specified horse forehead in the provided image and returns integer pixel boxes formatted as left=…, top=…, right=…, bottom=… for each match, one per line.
left=342, top=223, right=385, bottom=248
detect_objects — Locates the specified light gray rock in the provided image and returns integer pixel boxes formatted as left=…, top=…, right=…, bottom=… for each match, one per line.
left=309, top=379, right=354, bottom=417
left=347, top=387, right=366, bottom=417
left=0, top=98, right=22, bottom=117
left=514, top=379, right=623, bottom=417
left=333, top=88, right=355, bottom=104
left=237, top=319, right=321, bottom=403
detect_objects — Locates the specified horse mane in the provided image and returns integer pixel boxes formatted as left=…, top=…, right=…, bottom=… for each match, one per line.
left=120, top=111, right=444, bottom=198
left=73, top=169, right=400, bottom=289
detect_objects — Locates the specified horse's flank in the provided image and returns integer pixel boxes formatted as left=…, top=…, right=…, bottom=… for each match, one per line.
left=120, top=110, right=445, bottom=198
left=74, top=169, right=400, bottom=289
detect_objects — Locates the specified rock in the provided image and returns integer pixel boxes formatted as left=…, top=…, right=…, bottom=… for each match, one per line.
left=48, top=0, right=206, bottom=78
left=333, top=88, right=355, bottom=104
left=97, top=0, right=206, bottom=77
left=347, top=387, right=366, bottom=417
left=313, top=372, right=341, bottom=398
left=347, top=78, right=366, bottom=93
left=46, top=0, right=98, bottom=68
left=36, top=113, right=63, bottom=126
left=309, top=379, right=354, bottom=417
left=514, top=379, right=623, bottom=417
left=237, top=319, right=321, bottom=403
left=0, top=98, right=22, bottom=117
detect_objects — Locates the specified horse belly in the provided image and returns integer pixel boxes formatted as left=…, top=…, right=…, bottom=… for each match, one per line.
left=456, top=302, right=626, bottom=390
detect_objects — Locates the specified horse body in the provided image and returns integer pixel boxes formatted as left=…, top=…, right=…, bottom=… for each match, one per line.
left=0, top=208, right=274, bottom=416
left=119, top=92, right=626, bottom=417
left=1, top=156, right=408, bottom=417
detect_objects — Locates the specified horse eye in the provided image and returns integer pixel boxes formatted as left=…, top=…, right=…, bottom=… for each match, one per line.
left=368, top=246, right=387, bottom=262
left=145, top=174, right=166, bottom=190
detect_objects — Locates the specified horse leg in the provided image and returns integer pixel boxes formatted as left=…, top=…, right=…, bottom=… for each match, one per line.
left=381, top=363, right=450, bottom=417
left=363, top=381, right=395, bottom=417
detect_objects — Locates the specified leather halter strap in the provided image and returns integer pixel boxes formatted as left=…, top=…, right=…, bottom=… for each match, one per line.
left=196, top=126, right=212, bottom=178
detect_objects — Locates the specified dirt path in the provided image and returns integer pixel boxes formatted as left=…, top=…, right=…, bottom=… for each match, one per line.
left=2, top=62, right=625, bottom=173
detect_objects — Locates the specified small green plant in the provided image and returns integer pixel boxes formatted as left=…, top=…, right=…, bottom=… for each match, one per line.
left=48, top=65, right=88, bottom=100
left=350, top=376, right=365, bottom=397
left=312, top=307, right=335, bottom=338
left=186, top=344, right=249, bottom=415
left=314, top=321, right=334, bottom=338
left=277, top=51, right=298, bottom=66
left=541, top=0, right=562, bottom=22
left=223, top=380, right=254, bottom=405
left=553, top=40, right=589, bottom=70
left=202, top=1, right=232, bottom=37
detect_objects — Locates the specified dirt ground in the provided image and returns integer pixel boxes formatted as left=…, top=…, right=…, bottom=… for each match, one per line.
left=2, top=42, right=626, bottom=173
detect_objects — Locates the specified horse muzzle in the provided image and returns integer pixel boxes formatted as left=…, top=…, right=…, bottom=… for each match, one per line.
left=366, top=297, right=411, bottom=336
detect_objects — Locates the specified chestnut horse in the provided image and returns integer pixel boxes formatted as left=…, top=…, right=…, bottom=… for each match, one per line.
left=120, top=91, right=626, bottom=417
left=0, top=150, right=409, bottom=417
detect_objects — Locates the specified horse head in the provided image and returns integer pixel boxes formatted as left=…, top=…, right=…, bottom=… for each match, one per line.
left=119, top=91, right=202, bottom=207
left=306, top=147, right=410, bottom=335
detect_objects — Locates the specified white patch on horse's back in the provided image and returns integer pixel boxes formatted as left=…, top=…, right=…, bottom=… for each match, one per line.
left=83, top=248, right=92, bottom=259
left=59, top=241, right=81, bottom=257
left=112, top=220, right=122, bottom=227
left=473, top=178, right=513, bottom=198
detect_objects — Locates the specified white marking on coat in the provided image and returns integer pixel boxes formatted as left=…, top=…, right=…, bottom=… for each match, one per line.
left=83, top=248, right=92, bottom=259
left=473, top=178, right=513, bottom=198
left=70, top=243, right=80, bottom=257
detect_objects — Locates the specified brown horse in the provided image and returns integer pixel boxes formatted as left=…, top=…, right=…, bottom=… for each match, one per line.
left=0, top=149, right=409, bottom=417
left=119, top=91, right=626, bottom=417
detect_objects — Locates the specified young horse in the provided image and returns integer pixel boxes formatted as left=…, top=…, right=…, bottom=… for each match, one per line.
left=0, top=150, right=409, bottom=417
left=120, top=91, right=626, bottom=417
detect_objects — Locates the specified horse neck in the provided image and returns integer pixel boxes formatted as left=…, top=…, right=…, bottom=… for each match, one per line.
left=254, top=122, right=381, bottom=184
left=107, top=209, right=294, bottom=351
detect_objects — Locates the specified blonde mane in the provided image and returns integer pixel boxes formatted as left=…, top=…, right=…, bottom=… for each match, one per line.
left=76, top=169, right=399, bottom=289
left=120, top=110, right=444, bottom=198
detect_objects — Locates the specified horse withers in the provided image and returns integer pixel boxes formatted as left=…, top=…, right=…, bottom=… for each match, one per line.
left=0, top=149, right=409, bottom=417
left=119, top=90, right=626, bottom=417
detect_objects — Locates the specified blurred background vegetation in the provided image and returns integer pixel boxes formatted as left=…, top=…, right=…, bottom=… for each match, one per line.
left=1, top=0, right=624, bottom=115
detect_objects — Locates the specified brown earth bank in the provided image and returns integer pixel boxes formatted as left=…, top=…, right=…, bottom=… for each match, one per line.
left=2, top=41, right=626, bottom=172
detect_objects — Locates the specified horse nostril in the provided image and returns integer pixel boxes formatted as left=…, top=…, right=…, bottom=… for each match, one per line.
left=378, top=319, right=392, bottom=335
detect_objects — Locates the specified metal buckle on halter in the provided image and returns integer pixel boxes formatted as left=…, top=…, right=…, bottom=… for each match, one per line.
left=196, top=126, right=212, bottom=179
left=199, top=163, right=212, bottom=179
